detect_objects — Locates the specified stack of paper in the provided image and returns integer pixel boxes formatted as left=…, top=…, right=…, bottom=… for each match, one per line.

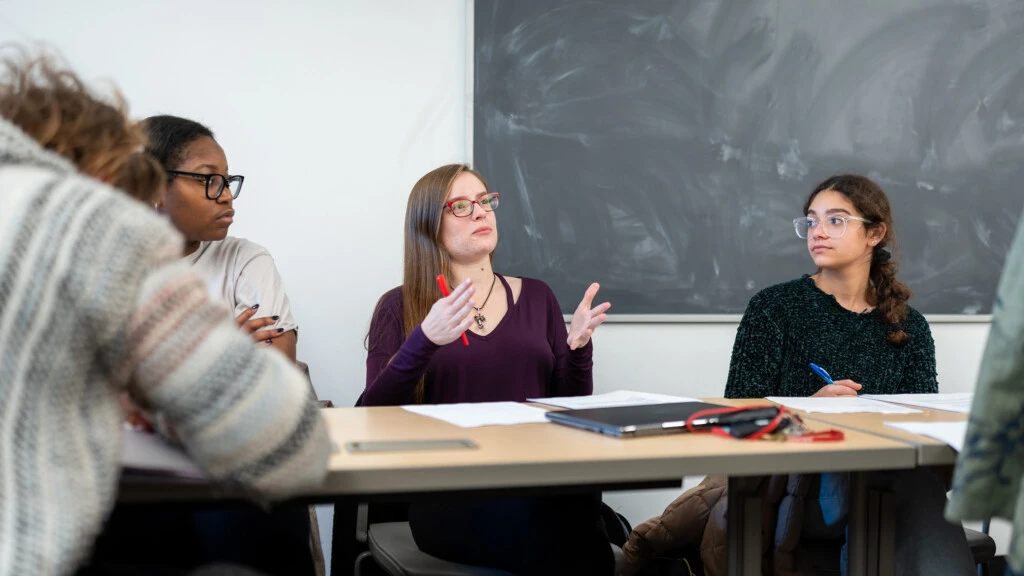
left=862, top=393, right=972, bottom=414
left=121, top=427, right=206, bottom=479
left=766, top=397, right=922, bottom=414
left=528, top=390, right=700, bottom=410
left=402, top=402, right=551, bottom=428
left=884, top=421, right=969, bottom=452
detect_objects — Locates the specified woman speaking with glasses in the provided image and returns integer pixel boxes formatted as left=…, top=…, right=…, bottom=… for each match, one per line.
left=361, top=164, right=615, bottom=574
left=143, top=115, right=298, bottom=362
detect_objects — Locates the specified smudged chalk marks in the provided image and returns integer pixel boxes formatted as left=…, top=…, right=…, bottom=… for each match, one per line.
left=475, top=0, right=1024, bottom=314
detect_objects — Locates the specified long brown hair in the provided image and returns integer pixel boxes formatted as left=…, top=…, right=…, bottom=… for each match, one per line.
left=0, top=47, right=163, bottom=203
left=402, top=163, right=489, bottom=402
left=804, top=174, right=912, bottom=346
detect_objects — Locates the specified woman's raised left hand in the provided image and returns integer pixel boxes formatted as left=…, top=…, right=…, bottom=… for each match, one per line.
left=567, top=283, right=611, bottom=350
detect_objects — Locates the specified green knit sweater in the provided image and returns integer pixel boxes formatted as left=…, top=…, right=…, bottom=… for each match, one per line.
left=725, top=275, right=938, bottom=399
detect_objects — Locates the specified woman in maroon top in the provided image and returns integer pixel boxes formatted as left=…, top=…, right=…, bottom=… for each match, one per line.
left=363, top=164, right=613, bottom=574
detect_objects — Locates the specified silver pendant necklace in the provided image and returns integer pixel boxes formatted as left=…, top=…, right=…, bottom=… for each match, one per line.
left=473, top=274, right=498, bottom=330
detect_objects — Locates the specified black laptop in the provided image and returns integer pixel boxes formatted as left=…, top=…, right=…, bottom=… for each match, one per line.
left=545, top=401, right=728, bottom=438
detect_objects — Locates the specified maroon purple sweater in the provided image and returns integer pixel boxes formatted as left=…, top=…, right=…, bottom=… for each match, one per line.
left=362, top=275, right=593, bottom=406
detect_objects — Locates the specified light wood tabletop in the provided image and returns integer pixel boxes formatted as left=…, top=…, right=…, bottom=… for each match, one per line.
left=116, top=401, right=919, bottom=576
left=712, top=397, right=966, bottom=465
left=797, top=408, right=965, bottom=466
left=118, top=401, right=918, bottom=502
left=315, top=403, right=916, bottom=496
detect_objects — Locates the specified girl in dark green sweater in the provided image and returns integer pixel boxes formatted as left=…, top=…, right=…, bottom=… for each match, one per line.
left=726, top=174, right=937, bottom=399
left=726, top=175, right=975, bottom=576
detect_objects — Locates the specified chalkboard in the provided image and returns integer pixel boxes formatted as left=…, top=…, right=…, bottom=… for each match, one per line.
left=474, top=0, right=1024, bottom=315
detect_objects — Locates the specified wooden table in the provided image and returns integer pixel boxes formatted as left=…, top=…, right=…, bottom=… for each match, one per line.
left=119, top=403, right=920, bottom=576
left=715, top=397, right=971, bottom=576
left=315, top=405, right=914, bottom=495
left=798, top=407, right=966, bottom=466
left=319, top=405, right=918, bottom=576
left=711, top=397, right=967, bottom=465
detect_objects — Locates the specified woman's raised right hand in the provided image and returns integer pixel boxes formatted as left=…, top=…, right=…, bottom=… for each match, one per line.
left=421, top=278, right=476, bottom=345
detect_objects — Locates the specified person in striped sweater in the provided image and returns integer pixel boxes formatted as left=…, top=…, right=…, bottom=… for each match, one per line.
left=0, top=52, right=331, bottom=576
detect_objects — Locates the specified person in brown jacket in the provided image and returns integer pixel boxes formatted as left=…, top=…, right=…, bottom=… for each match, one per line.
left=622, top=475, right=819, bottom=576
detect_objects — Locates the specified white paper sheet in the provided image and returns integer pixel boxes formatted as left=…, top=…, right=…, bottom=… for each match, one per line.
left=527, top=390, right=700, bottom=410
left=121, top=427, right=206, bottom=479
left=884, top=421, right=969, bottom=452
left=766, top=397, right=922, bottom=414
left=862, top=393, right=973, bottom=414
left=402, top=402, right=551, bottom=428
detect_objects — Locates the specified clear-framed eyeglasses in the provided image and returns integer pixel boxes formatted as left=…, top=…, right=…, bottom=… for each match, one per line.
left=445, top=192, right=500, bottom=217
left=793, top=214, right=872, bottom=239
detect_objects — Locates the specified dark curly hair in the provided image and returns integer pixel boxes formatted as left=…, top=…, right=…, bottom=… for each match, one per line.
left=804, top=174, right=912, bottom=346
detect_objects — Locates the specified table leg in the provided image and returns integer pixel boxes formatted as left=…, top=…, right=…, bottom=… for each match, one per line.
left=849, top=472, right=898, bottom=576
left=878, top=491, right=895, bottom=576
left=331, top=500, right=359, bottom=576
left=727, top=476, right=762, bottom=576
left=848, top=472, right=869, bottom=576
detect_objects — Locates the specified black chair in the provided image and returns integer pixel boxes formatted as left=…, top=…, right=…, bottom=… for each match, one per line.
left=354, top=503, right=630, bottom=576
left=354, top=522, right=518, bottom=576
left=355, top=522, right=625, bottom=576
left=966, top=521, right=997, bottom=576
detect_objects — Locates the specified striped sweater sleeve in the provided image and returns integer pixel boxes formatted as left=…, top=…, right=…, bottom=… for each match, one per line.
left=0, top=124, right=329, bottom=576
left=120, top=261, right=330, bottom=497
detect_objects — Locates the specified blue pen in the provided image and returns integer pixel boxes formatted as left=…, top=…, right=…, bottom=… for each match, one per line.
left=809, top=363, right=834, bottom=385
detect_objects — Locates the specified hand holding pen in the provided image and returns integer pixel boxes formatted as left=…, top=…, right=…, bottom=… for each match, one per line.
left=421, top=276, right=474, bottom=347
left=809, top=363, right=862, bottom=397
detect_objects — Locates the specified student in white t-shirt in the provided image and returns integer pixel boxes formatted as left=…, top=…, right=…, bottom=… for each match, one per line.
left=143, top=115, right=298, bottom=362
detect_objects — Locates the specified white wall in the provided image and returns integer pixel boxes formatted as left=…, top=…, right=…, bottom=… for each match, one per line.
left=0, top=2, right=468, bottom=571
left=0, top=0, right=1006, bottom=569
left=0, top=0, right=469, bottom=411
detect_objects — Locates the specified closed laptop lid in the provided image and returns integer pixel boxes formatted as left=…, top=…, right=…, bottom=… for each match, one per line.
left=545, top=401, right=725, bottom=434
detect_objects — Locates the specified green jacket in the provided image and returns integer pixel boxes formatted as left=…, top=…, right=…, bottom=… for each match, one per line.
left=946, top=213, right=1024, bottom=572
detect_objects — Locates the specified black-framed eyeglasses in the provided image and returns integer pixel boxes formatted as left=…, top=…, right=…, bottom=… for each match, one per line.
left=166, top=170, right=245, bottom=200
left=445, top=192, right=500, bottom=217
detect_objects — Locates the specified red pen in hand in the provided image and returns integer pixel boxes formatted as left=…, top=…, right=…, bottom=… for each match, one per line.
left=436, top=274, right=470, bottom=347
